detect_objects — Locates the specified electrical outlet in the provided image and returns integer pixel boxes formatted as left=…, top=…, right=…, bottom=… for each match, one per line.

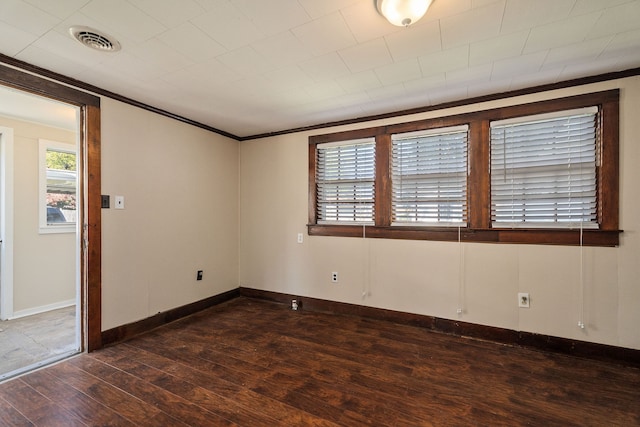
left=331, top=272, right=338, bottom=283
left=518, top=292, right=530, bottom=308
left=196, top=270, right=203, bottom=281
left=297, top=233, right=303, bottom=244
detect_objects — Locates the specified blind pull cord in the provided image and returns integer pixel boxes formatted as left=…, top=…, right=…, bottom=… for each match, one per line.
left=577, top=202, right=586, bottom=330
left=577, top=140, right=586, bottom=330
left=457, top=226, right=465, bottom=315
left=362, top=215, right=369, bottom=300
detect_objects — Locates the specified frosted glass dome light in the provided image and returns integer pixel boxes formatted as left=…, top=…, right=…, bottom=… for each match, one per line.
left=376, top=0, right=433, bottom=27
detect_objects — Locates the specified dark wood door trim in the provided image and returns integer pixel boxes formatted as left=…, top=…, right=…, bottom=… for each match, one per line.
left=0, top=62, right=102, bottom=352
left=84, top=104, right=102, bottom=351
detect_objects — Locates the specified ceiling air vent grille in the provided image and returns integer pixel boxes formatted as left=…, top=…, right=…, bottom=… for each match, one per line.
left=69, top=26, right=121, bottom=52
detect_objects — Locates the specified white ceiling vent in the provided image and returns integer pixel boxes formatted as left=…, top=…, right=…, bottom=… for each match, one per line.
left=69, top=26, right=121, bottom=52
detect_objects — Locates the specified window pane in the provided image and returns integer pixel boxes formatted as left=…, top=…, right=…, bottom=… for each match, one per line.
left=316, top=139, right=375, bottom=223
left=46, top=149, right=77, bottom=225
left=391, top=126, right=468, bottom=225
left=490, top=108, right=598, bottom=228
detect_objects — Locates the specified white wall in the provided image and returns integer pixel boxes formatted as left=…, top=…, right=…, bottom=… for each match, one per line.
left=0, top=116, right=76, bottom=314
left=239, top=76, right=640, bottom=351
left=100, top=98, right=239, bottom=330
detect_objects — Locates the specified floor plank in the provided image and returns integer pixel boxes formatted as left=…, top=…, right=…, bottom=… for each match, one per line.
left=0, top=379, right=86, bottom=426
left=0, top=394, right=34, bottom=427
left=20, top=369, right=134, bottom=426
left=62, top=357, right=236, bottom=426
left=41, top=360, right=171, bottom=426
left=1, top=297, right=639, bottom=426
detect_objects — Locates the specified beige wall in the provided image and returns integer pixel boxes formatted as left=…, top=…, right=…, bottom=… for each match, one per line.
left=6, top=69, right=636, bottom=351
left=0, top=116, right=76, bottom=314
left=239, top=76, right=640, bottom=351
left=100, top=98, right=239, bottom=330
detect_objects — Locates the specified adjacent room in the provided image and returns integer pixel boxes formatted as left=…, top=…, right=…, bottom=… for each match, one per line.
left=0, top=0, right=639, bottom=425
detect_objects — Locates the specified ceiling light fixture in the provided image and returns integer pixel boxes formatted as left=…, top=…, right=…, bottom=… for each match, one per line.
left=376, top=0, right=433, bottom=27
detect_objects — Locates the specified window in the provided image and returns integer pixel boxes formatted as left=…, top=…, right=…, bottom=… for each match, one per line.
left=39, top=139, right=77, bottom=233
left=316, top=138, right=375, bottom=223
left=490, top=108, right=598, bottom=229
left=309, top=90, right=619, bottom=246
left=392, top=126, right=468, bottom=226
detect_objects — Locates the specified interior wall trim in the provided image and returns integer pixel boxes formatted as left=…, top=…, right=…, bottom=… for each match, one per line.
left=101, top=288, right=240, bottom=346
left=239, top=287, right=640, bottom=368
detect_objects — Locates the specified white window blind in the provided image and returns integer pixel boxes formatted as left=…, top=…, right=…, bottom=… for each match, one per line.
left=316, top=138, right=375, bottom=223
left=490, top=107, right=599, bottom=228
left=391, top=125, right=468, bottom=226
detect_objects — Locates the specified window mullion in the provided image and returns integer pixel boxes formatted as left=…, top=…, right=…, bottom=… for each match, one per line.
left=375, top=133, right=391, bottom=227
left=468, top=120, right=490, bottom=229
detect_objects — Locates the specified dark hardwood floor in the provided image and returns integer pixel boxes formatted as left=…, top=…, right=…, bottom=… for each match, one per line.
left=1, top=297, right=638, bottom=426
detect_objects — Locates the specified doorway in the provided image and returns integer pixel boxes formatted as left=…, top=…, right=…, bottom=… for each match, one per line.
left=0, top=61, right=102, bottom=380
left=0, top=88, right=81, bottom=380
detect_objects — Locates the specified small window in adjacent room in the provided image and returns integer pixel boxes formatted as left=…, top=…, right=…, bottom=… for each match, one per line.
left=391, top=125, right=469, bottom=226
left=490, top=107, right=598, bottom=229
left=316, top=138, right=376, bottom=224
left=39, top=139, right=77, bottom=233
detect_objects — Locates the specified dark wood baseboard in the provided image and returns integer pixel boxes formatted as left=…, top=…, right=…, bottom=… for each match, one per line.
left=239, top=287, right=640, bottom=368
left=100, top=286, right=639, bottom=368
left=101, top=288, right=240, bottom=347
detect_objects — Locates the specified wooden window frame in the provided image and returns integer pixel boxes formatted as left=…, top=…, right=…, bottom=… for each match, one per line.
left=308, top=90, right=620, bottom=247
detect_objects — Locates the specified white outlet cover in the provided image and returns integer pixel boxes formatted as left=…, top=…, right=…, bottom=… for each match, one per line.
left=518, top=292, right=530, bottom=308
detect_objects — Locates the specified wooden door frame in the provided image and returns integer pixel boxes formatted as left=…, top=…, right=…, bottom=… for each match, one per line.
left=0, top=62, right=102, bottom=351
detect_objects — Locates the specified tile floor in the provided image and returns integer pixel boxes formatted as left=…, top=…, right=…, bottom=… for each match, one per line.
left=0, top=306, right=78, bottom=381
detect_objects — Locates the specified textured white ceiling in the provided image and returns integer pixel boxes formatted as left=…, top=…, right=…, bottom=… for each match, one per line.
left=1, top=0, right=639, bottom=138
